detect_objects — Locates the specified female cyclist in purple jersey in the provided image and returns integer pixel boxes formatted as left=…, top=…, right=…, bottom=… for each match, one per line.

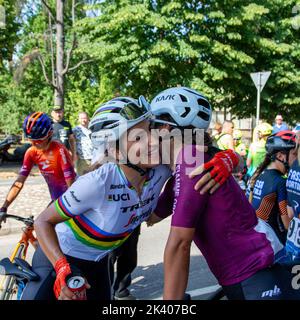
left=148, top=87, right=300, bottom=300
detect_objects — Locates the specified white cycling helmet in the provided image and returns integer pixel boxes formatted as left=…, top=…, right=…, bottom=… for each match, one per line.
left=150, top=87, right=212, bottom=130
left=89, top=96, right=152, bottom=147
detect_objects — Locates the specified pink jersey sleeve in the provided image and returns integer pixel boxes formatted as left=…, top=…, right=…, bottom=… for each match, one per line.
left=19, top=148, right=35, bottom=177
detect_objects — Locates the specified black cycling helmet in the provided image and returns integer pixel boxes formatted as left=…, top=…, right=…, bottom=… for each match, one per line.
left=266, top=130, right=296, bottom=155
left=265, top=130, right=297, bottom=170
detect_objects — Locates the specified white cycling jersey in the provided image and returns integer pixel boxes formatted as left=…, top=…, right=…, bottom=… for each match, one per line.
left=54, top=162, right=171, bottom=261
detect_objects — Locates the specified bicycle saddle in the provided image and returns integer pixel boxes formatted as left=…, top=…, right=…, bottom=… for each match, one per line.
left=0, top=258, right=39, bottom=281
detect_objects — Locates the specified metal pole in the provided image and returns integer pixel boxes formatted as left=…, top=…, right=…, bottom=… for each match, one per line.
left=256, top=72, right=261, bottom=126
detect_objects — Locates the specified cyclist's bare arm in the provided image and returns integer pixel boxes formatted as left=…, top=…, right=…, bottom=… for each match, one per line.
left=163, top=226, right=194, bottom=300
left=146, top=212, right=164, bottom=227
left=281, top=214, right=292, bottom=230
left=1, top=174, right=27, bottom=210
left=66, top=177, right=75, bottom=188
left=279, top=201, right=291, bottom=230
left=34, top=202, right=75, bottom=300
left=287, top=205, right=294, bottom=220
left=34, top=203, right=67, bottom=265
left=69, top=134, right=77, bottom=162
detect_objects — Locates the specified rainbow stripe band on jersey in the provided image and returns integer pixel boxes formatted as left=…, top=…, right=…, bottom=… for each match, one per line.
left=55, top=197, right=76, bottom=220
left=55, top=197, right=132, bottom=250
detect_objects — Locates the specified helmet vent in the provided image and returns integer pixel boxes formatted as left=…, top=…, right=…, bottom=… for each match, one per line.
left=179, top=94, right=188, bottom=102
left=197, top=111, right=210, bottom=121
left=181, top=107, right=191, bottom=118
left=198, top=98, right=210, bottom=110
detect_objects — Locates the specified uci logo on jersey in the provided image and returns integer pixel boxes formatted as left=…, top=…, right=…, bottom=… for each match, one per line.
left=108, top=194, right=130, bottom=201
left=155, top=95, right=175, bottom=102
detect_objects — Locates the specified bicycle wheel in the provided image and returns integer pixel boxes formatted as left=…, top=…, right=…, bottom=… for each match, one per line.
left=0, top=244, right=26, bottom=300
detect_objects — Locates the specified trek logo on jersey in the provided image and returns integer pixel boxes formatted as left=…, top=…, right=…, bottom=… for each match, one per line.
left=108, top=193, right=130, bottom=201
left=121, top=194, right=155, bottom=213
left=59, top=148, right=67, bottom=165
left=70, top=191, right=81, bottom=203
left=123, top=208, right=152, bottom=227
left=261, top=285, right=282, bottom=298
left=155, top=94, right=175, bottom=102
left=110, top=184, right=125, bottom=190
left=40, top=160, right=50, bottom=170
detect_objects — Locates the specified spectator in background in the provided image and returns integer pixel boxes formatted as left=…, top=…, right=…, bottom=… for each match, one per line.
left=212, top=122, right=222, bottom=148
left=51, top=106, right=77, bottom=163
left=272, top=114, right=289, bottom=134
left=215, top=120, right=235, bottom=150
left=73, top=112, right=93, bottom=175
left=247, top=122, right=273, bottom=178
left=212, top=122, right=222, bottom=138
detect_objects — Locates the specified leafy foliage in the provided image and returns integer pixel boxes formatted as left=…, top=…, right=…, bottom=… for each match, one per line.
left=1, top=0, right=300, bottom=134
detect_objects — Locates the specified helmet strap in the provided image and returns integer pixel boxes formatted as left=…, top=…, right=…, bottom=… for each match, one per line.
left=273, top=153, right=290, bottom=171
left=124, top=162, right=148, bottom=176
left=118, top=142, right=149, bottom=177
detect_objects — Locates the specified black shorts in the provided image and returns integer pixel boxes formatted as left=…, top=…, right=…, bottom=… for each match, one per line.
left=21, top=246, right=111, bottom=300
left=222, top=264, right=300, bottom=300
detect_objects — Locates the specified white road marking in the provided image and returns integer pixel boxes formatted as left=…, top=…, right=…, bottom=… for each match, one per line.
left=154, top=284, right=221, bottom=300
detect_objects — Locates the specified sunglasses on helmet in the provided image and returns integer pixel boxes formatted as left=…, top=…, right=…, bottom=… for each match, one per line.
left=90, top=96, right=151, bottom=133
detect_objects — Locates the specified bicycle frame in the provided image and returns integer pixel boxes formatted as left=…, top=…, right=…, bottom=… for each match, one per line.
left=9, top=226, right=37, bottom=262
left=0, top=215, right=37, bottom=300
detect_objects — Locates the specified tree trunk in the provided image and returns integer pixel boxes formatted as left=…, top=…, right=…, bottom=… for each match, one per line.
left=54, top=0, right=64, bottom=107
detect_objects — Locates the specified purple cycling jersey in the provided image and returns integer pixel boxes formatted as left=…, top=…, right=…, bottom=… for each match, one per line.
left=155, top=145, right=283, bottom=286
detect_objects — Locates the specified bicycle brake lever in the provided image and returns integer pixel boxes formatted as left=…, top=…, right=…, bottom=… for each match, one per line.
left=0, top=212, right=7, bottom=229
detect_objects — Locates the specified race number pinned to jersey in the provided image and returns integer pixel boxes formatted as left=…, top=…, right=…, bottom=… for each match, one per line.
left=286, top=217, right=300, bottom=256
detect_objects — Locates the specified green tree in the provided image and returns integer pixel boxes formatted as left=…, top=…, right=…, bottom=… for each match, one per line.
left=0, top=0, right=98, bottom=133
left=78, top=0, right=300, bottom=122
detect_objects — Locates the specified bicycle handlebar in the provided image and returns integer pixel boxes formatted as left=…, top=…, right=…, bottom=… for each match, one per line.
left=0, top=213, right=34, bottom=228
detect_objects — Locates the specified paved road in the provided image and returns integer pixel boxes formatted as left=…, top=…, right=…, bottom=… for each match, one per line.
left=0, top=175, right=219, bottom=300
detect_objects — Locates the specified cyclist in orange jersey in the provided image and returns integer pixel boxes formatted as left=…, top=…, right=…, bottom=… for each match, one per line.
left=0, top=112, right=76, bottom=217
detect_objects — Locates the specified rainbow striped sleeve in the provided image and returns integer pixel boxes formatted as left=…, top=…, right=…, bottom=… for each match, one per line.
left=54, top=196, right=76, bottom=220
